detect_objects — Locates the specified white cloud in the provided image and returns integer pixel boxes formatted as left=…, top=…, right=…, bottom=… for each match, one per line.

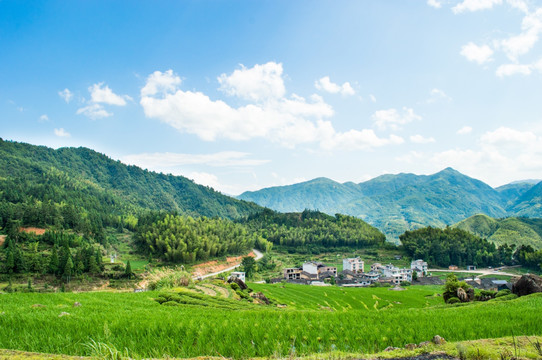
left=54, top=128, right=71, bottom=137
left=410, top=134, right=436, bottom=144
left=314, top=76, right=356, bottom=96
left=427, top=88, right=452, bottom=103
left=369, top=94, right=377, bottom=103
left=121, top=151, right=269, bottom=169
left=141, top=70, right=182, bottom=97
left=39, top=114, right=49, bottom=122
left=140, top=65, right=402, bottom=151
left=76, top=104, right=112, bottom=120
left=89, top=83, right=131, bottom=106
left=412, top=126, right=542, bottom=186
left=372, top=107, right=422, bottom=131
left=460, top=42, right=494, bottom=64
left=58, top=88, right=73, bottom=103
left=452, top=0, right=503, bottom=14
left=507, top=0, right=529, bottom=13
left=427, top=0, right=443, bottom=9
left=187, top=171, right=222, bottom=189
left=496, top=63, right=532, bottom=76
left=457, top=126, right=473, bottom=134
left=218, top=62, right=285, bottom=102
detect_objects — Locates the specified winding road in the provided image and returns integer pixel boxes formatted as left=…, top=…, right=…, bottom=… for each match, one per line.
left=427, top=267, right=518, bottom=277
left=193, top=249, right=263, bottom=280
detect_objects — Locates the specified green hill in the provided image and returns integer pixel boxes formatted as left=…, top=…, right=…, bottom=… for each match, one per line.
left=454, top=214, right=542, bottom=249
left=239, top=168, right=511, bottom=241
left=0, top=138, right=262, bottom=234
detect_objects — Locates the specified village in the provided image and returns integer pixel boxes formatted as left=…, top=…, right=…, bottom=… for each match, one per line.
left=223, top=257, right=513, bottom=292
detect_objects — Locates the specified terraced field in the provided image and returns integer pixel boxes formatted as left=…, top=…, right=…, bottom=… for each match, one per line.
left=0, top=285, right=540, bottom=358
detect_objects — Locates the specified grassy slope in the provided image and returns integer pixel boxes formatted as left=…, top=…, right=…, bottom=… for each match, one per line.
left=0, top=287, right=541, bottom=358
left=454, top=214, right=542, bottom=249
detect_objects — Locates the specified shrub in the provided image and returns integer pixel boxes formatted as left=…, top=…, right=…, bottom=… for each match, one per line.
left=490, top=294, right=518, bottom=302
left=495, top=289, right=511, bottom=298
left=230, top=283, right=240, bottom=291
left=447, top=297, right=461, bottom=304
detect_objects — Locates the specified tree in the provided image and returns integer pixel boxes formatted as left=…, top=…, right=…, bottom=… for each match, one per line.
left=87, top=255, right=100, bottom=274
left=443, top=273, right=471, bottom=303
left=124, top=260, right=133, bottom=278
left=241, top=256, right=256, bottom=279
left=412, top=270, right=418, bottom=281
left=49, top=246, right=59, bottom=275
left=63, top=254, right=73, bottom=283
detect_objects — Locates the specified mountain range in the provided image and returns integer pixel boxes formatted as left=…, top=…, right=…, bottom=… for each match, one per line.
left=238, top=168, right=542, bottom=241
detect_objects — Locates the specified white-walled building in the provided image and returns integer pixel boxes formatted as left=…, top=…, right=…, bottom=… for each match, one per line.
left=343, top=258, right=364, bottom=273
left=230, top=271, right=246, bottom=282
left=382, top=264, right=412, bottom=283
left=303, top=261, right=319, bottom=275
left=411, top=259, right=428, bottom=277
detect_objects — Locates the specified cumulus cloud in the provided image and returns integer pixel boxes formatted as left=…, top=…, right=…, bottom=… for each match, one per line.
left=372, top=107, right=422, bottom=131
left=452, top=0, right=503, bottom=13
left=54, top=128, right=71, bottom=137
left=140, top=64, right=403, bottom=151
left=410, top=134, right=436, bottom=144
left=427, top=0, right=443, bottom=9
left=58, top=88, right=73, bottom=103
left=457, top=126, right=473, bottom=134
left=496, top=63, right=532, bottom=76
left=39, top=114, right=49, bottom=122
left=89, top=83, right=132, bottom=105
left=218, top=62, right=285, bottom=102
left=314, top=76, right=355, bottom=96
left=77, top=82, right=130, bottom=119
left=76, top=104, right=112, bottom=120
left=460, top=42, right=494, bottom=64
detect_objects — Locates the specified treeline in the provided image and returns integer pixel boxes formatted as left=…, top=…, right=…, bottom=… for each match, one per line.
left=135, top=214, right=272, bottom=263
left=1, top=229, right=104, bottom=278
left=514, top=245, right=542, bottom=270
left=239, top=209, right=386, bottom=251
left=400, top=226, right=516, bottom=268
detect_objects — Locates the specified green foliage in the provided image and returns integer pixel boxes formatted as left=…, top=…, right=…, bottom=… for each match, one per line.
left=0, top=139, right=261, bottom=236
left=443, top=274, right=471, bottom=303
left=241, top=256, right=256, bottom=279
left=400, top=226, right=513, bottom=268
left=240, top=209, right=385, bottom=252
left=135, top=214, right=256, bottom=263
left=495, top=289, right=511, bottom=298
left=455, top=214, right=542, bottom=249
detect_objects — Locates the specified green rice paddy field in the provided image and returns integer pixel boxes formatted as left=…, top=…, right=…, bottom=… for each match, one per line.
left=0, top=284, right=540, bottom=359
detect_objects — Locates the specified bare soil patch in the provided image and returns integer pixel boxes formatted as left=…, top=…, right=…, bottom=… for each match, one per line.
left=191, top=251, right=255, bottom=278
left=20, top=227, right=47, bottom=235
left=195, top=285, right=217, bottom=296
left=0, top=235, right=6, bottom=247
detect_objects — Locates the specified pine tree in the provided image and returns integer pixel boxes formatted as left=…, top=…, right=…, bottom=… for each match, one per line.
left=49, top=246, right=59, bottom=275
left=124, top=260, right=133, bottom=278
left=88, top=255, right=100, bottom=274
left=64, top=254, right=73, bottom=283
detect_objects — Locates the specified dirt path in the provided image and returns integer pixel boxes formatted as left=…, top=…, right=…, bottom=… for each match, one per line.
left=428, top=268, right=518, bottom=277
left=192, top=249, right=264, bottom=280
left=195, top=285, right=216, bottom=296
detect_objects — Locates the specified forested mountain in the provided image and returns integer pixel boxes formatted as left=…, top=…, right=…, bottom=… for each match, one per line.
left=238, top=209, right=386, bottom=253
left=238, top=168, right=542, bottom=241
left=0, top=139, right=262, bottom=237
left=454, top=214, right=542, bottom=249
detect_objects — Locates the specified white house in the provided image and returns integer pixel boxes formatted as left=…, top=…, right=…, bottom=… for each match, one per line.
left=343, top=258, right=364, bottom=273
left=230, top=271, right=246, bottom=282
left=382, top=264, right=412, bottom=283
left=302, top=261, right=319, bottom=275
left=411, top=259, right=428, bottom=277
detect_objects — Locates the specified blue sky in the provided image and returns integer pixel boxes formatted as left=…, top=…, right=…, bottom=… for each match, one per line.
left=1, top=0, right=542, bottom=194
